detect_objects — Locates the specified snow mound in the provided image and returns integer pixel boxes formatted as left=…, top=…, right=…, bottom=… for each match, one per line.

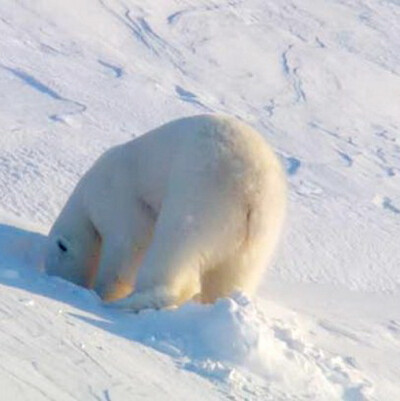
left=101, top=295, right=373, bottom=401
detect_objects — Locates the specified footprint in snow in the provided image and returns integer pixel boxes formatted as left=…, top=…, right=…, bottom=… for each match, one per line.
left=296, top=180, right=323, bottom=197
left=284, top=156, right=301, bottom=176
left=372, top=195, right=400, bottom=215
left=175, top=85, right=210, bottom=111
left=337, top=151, right=353, bottom=167
left=98, top=59, right=124, bottom=78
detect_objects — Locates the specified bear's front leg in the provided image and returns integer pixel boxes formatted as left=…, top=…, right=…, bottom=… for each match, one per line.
left=105, top=228, right=203, bottom=311
left=94, top=237, right=138, bottom=301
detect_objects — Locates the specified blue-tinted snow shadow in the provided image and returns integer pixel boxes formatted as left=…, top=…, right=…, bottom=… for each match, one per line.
left=0, top=223, right=105, bottom=315
left=0, top=224, right=153, bottom=348
left=0, top=223, right=260, bottom=377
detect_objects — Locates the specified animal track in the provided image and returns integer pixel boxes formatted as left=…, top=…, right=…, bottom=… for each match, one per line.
left=270, top=319, right=373, bottom=401
left=1, top=64, right=87, bottom=123
left=387, top=320, right=400, bottom=341
left=337, top=151, right=353, bottom=167
left=2, top=66, right=63, bottom=100
left=281, top=44, right=307, bottom=104
left=175, top=85, right=210, bottom=110
left=373, top=195, right=400, bottom=214
left=285, top=156, right=301, bottom=176
left=98, top=59, right=123, bottom=78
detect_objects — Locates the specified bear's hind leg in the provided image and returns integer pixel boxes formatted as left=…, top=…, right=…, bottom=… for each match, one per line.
left=200, top=251, right=263, bottom=304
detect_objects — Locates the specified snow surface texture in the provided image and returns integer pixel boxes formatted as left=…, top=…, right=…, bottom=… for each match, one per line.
left=0, top=0, right=399, bottom=400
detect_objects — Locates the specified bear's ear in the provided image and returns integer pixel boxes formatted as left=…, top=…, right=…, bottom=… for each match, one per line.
left=56, top=236, right=70, bottom=254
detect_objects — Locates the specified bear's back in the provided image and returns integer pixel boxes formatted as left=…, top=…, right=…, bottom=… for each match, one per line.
left=82, top=114, right=282, bottom=215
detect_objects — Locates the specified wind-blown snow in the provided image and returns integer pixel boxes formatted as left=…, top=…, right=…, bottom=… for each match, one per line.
left=0, top=0, right=399, bottom=400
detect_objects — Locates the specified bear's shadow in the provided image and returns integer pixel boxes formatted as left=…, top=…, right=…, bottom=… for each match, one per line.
left=0, top=223, right=214, bottom=355
left=0, top=223, right=152, bottom=343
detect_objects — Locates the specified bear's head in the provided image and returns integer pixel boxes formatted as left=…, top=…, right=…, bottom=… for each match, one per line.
left=45, top=215, right=101, bottom=289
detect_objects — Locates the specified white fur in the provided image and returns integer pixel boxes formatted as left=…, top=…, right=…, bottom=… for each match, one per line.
left=45, top=115, right=287, bottom=311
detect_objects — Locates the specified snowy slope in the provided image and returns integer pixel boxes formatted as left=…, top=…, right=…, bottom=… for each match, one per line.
left=0, top=0, right=399, bottom=399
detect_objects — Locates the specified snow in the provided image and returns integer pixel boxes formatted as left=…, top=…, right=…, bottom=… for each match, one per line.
left=0, top=0, right=399, bottom=399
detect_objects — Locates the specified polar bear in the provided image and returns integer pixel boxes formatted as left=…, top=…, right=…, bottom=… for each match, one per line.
left=45, top=114, right=286, bottom=311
